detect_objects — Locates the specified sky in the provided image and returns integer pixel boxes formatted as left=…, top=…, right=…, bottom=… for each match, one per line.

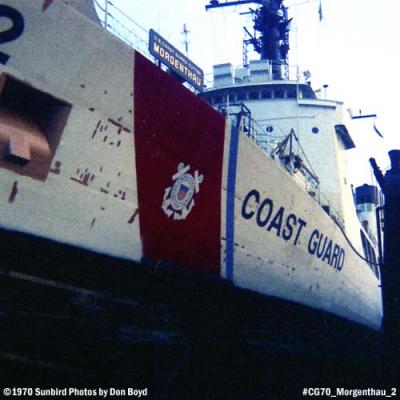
left=97, top=0, right=399, bottom=187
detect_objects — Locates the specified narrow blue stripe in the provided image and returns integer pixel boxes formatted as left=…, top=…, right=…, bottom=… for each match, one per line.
left=226, top=125, right=239, bottom=282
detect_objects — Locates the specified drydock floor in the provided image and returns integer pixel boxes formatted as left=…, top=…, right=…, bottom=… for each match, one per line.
left=0, top=229, right=399, bottom=399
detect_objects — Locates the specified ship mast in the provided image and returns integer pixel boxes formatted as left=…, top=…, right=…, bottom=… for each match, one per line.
left=206, top=0, right=291, bottom=79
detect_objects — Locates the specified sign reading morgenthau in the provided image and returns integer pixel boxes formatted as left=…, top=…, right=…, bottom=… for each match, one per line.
left=149, top=29, right=204, bottom=92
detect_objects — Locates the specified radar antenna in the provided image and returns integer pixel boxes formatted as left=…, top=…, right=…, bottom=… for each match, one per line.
left=206, top=0, right=291, bottom=79
left=181, top=23, right=190, bottom=56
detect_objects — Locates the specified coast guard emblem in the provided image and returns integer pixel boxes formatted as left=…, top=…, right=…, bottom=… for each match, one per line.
left=162, top=163, right=204, bottom=220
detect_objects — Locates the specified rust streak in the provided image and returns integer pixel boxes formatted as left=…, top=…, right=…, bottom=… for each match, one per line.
left=128, top=209, right=138, bottom=224
left=108, top=119, right=123, bottom=128
left=92, top=120, right=101, bottom=139
left=8, top=181, right=18, bottom=203
left=70, top=177, right=88, bottom=186
left=42, top=0, right=54, bottom=12
left=82, top=173, right=90, bottom=186
left=108, top=118, right=132, bottom=133
left=50, top=161, right=61, bottom=175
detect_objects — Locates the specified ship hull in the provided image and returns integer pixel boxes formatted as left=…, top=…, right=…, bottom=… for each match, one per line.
left=0, top=0, right=382, bottom=329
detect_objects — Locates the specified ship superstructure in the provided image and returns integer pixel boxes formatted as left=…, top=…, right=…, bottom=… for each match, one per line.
left=202, top=0, right=380, bottom=270
left=203, top=0, right=355, bottom=230
left=202, top=62, right=356, bottom=231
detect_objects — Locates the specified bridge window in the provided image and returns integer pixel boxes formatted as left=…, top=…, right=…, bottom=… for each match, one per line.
left=300, top=85, right=317, bottom=99
left=274, top=89, right=284, bottom=99
left=249, top=91, right=259, bottom=100
left=261, top=91, right=272, bottom=99
left=237, top=92, right=247, bottom=101
left=287, top=89, right=297, bottom=99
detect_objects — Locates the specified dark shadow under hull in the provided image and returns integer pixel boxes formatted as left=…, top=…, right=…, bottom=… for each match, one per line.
left=0, top=228, right=395, bottom=398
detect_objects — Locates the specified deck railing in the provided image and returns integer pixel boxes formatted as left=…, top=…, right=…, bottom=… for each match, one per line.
left=93, top=0, right=151, bottom=58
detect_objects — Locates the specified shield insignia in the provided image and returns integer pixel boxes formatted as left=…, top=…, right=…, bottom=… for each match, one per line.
left=161, top=163, right=204, bottom=220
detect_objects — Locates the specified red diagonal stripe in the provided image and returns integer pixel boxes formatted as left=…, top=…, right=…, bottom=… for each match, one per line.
left=42, top=0, right=54, bottom=12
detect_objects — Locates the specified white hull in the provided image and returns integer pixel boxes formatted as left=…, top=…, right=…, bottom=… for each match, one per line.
left=0, top=0, right=382, bottom=329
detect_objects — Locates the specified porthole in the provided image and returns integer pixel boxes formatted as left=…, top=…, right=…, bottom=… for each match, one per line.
left=312, top=127, right=319, bottom=134
left=266, top=126, right=274, bottom=133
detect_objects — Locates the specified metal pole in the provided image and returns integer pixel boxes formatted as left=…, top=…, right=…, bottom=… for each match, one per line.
left=296, top=65, right=300, bottom=155
left=104, top=0, right=108, bottom=29
left=376, top=206, right=384, bottom=268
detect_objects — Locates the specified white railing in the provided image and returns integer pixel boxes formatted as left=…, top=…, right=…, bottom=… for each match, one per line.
left=93, top=0, right=151, bottom=58
left=93, top=1, right=214, bottom=88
